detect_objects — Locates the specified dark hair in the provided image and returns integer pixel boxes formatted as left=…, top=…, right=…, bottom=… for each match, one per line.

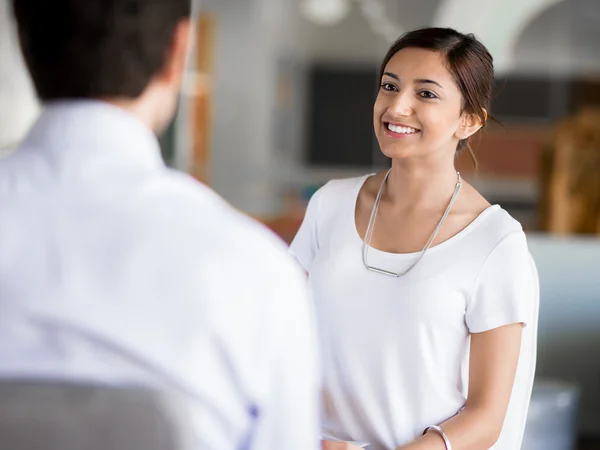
left=12, top=0, right=191, bottom=101
left=380, top=27, right=494, bottom=167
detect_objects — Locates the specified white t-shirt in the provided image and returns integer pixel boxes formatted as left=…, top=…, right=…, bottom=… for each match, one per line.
left=289, top=175, right=539, bottom=450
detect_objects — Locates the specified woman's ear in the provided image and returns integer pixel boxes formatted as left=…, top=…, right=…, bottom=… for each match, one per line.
left=481, top=108, right=488, bottom=123
left=456, top=109, right=486, bottom=141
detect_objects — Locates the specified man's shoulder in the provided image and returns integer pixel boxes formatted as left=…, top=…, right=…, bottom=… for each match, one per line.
left=149, top=170, right=273, bottom=233
left=0, top=144, right=46, bottom=194
left=144, top=169, right=296, bottom=270
left=145, top=172, right=309, bottom=316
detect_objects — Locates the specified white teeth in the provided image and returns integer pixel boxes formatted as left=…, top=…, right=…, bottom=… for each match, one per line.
left=387, top=123, right=419, bottom=134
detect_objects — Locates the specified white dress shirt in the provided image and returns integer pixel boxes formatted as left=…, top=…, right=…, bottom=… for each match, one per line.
left=0, top=101, right=319, bottom=450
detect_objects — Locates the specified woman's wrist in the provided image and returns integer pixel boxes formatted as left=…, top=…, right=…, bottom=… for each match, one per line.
left=423, top=426, right=452, bottom=450
left=396, top=429, right=449, bottom=450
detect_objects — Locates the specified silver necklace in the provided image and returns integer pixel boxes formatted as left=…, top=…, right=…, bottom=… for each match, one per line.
left=362, top=169, right=462, bottom=277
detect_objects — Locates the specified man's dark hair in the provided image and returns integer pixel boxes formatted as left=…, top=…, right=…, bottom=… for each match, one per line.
left=11, top=0, right=191, bottom=101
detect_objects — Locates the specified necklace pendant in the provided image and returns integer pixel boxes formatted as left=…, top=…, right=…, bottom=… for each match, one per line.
left=362, top=169, right=462, bottom=277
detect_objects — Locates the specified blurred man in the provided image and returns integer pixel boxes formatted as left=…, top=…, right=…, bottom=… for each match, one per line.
left=0, top=1, right=319, bottom=449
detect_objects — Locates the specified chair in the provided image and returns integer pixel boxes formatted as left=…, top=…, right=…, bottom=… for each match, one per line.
left=0, top=380, right=193, bottom=450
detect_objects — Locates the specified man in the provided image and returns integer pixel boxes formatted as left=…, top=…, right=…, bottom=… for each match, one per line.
left=0, top=1, right=319, bottom=449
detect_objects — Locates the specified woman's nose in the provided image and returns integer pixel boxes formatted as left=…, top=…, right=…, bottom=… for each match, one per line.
left=388, top=91, right=413, bottom=117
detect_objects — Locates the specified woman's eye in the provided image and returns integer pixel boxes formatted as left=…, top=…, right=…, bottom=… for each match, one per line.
left=419, top=90, right=437, bottom=99
left=381, top=83, right=397, bottom=92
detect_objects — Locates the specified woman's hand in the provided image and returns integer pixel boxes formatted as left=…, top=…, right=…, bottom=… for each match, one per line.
left=322, top=440, right=364, bottom=450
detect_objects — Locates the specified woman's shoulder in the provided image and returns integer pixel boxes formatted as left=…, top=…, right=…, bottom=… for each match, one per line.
left=458, top=182, right=524, bottom=242
left=482, top=205, right=524, bottom=237
left=465, top=205, right=528, bottom=263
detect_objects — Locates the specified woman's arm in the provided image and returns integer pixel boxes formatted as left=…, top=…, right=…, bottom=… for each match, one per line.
left=397, top=323, right=523, bottom=450
left=322, top=441, right=364, bottom=450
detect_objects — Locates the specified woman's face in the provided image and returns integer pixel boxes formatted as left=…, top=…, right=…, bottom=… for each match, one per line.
left=373, top=47, right=472, bottom=162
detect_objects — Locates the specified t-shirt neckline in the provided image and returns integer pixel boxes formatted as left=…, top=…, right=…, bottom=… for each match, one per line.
left=350, top=173, right=501, bottom=258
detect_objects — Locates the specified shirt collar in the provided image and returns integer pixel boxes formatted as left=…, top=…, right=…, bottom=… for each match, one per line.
left=21, top=100, right=165, bottom=172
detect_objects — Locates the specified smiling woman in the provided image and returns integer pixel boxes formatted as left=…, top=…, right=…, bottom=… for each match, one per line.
left=375, top=29, right=493, bottom=167
left=290, top=27, right=539, bottom=450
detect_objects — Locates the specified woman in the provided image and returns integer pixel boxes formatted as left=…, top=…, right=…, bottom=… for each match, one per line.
left=290, top=28, right=539, bottom=450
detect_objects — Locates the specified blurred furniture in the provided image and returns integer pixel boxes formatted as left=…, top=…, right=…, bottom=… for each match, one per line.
left=527, top=233, right=600, bottom=437
left=540, top=108, right=600, bottom=235
left=190, top=12, right=215, bottom=184
left=0, top=380, right=192, bottom=450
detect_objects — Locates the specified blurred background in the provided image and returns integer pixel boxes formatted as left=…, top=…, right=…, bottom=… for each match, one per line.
left=1, top=0, right=599, bottom=449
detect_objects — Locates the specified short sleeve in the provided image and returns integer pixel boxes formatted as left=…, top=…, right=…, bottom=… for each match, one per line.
left=466, top=231, right=538, bottom=333
left=288, top=186, right=325, bottom=272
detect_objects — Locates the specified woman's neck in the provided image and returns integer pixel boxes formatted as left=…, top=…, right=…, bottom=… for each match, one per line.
left=385, top=156, right=460, bottom=210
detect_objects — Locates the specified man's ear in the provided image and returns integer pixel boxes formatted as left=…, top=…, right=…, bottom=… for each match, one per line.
left=157, top=18, right=192, bottom=88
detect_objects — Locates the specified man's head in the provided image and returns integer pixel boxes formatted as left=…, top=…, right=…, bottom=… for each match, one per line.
left=12, top=0, right=192, bottom=133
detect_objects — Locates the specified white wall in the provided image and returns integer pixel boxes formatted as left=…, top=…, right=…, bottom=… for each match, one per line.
left=288, top=0, right=600, bottom=76
left=195, top=0, right=307, bottom=216
left=0, top=0, right=40, bottom=156
left=513, top=0, right=600, bottom=75
left=291, top=0, right=434, bottom=63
